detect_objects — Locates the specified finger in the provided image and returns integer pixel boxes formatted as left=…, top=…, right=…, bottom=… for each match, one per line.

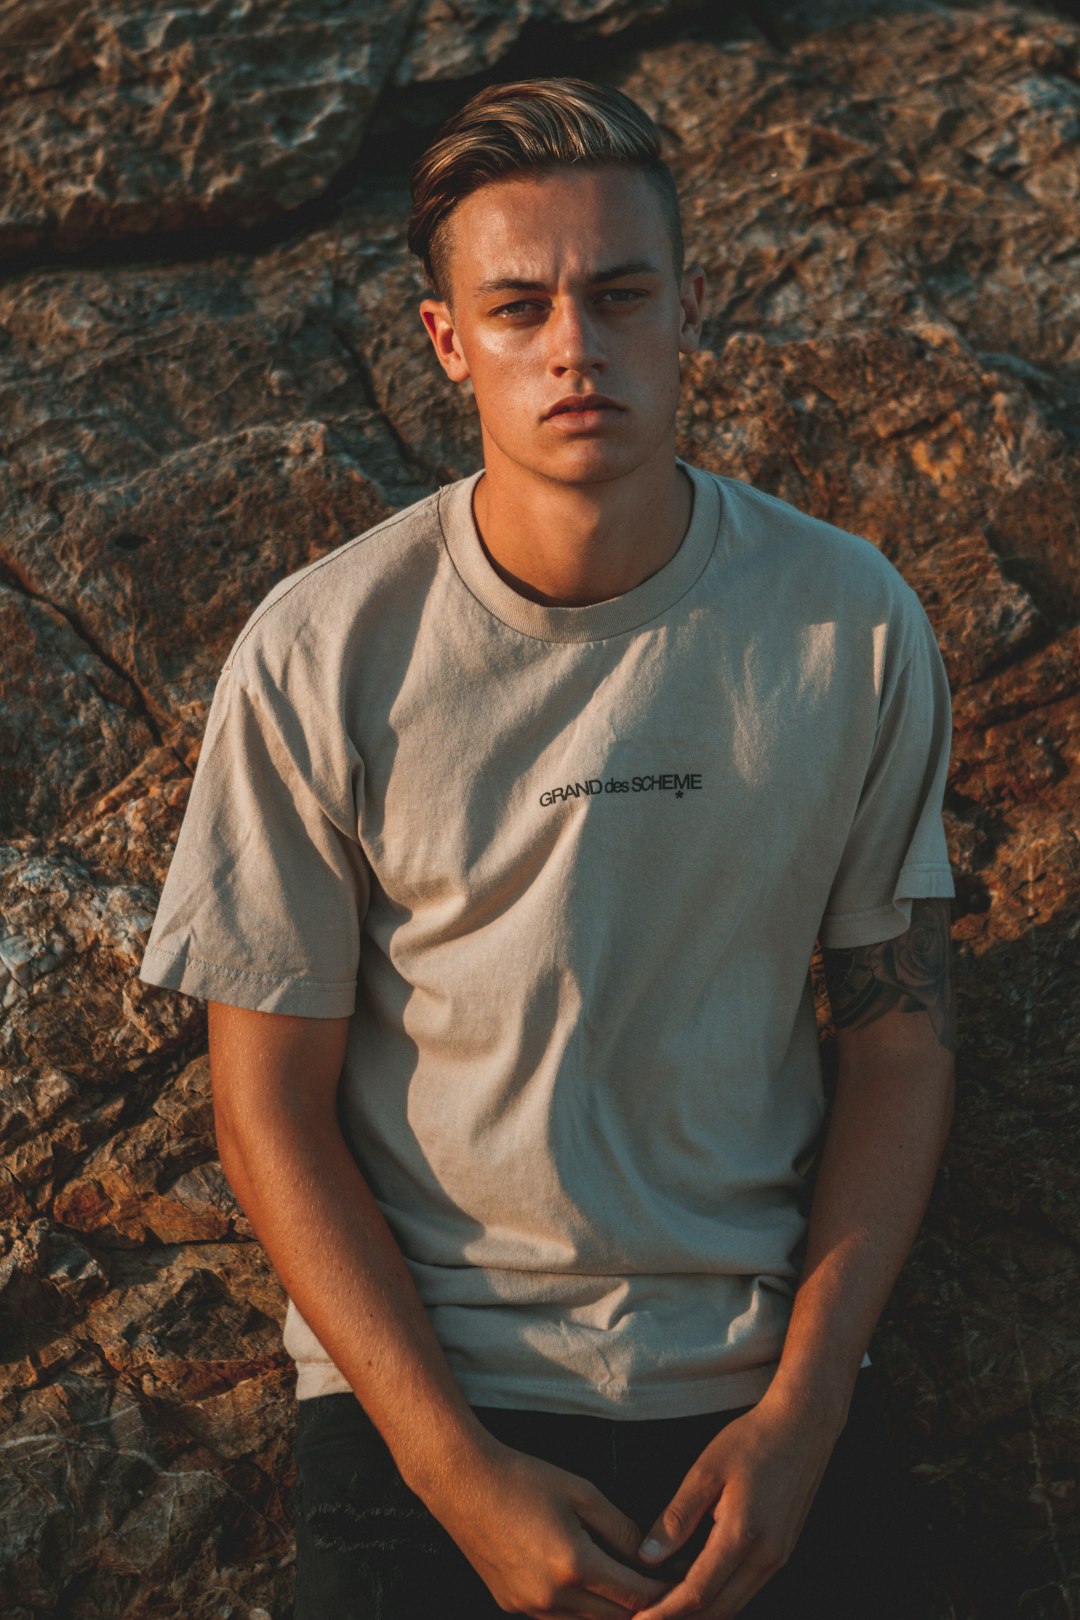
left=576, top=1482, right=651, bottom=1567
left=693, top=1558, right=780, bottom=1620
left=551, top=1592, right=658, bottom=1620
left=574, top=1485, right=670, bottom=1606
left=632, top=1515, right=761, bottom=1620
left=579, top=1549, right=669, bottom=1614
left=549, top=1609, right=630, bottom=1620
left=637, top=1466, right=719, bottom=1566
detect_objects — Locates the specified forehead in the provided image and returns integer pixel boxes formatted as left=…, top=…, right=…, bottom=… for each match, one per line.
left=446, top=166, right=674, bottom=291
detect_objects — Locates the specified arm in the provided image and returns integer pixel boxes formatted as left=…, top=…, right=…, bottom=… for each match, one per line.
left=635, top=899, right=956, bottom=1620
left=208, top=1001, right=667, bottom=1619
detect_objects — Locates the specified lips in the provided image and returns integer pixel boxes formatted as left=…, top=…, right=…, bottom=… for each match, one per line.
left=545, top=394, right=622, bottom=418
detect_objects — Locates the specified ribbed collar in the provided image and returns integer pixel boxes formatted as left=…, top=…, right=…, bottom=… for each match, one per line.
left=438, top=459, right=722, bottom=643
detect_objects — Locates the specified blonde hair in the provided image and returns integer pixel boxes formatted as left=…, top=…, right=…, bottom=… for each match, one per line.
left=407, top=77, right=684, bottom=299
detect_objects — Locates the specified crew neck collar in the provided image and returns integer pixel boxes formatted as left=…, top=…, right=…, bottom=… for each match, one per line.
left=438, top=459, right=722, bottom=644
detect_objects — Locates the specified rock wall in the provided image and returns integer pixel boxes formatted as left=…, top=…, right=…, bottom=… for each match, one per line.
left=1, top=2, right=1078, bottom=1616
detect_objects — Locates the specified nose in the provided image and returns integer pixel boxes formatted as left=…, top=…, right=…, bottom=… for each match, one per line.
left=546, top=295, right=606, bottom=378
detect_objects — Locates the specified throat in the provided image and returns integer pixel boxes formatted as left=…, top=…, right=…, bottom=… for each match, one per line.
left=471, top=464, right=693, bottom=607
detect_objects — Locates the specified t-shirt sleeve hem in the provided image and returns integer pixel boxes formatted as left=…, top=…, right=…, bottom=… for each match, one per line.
left=138, top=944, right=357, bottom=1018
left=820, top=863, right=955, bottom=949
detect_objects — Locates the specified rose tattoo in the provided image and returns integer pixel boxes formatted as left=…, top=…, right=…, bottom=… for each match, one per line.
left=822, top=898, right=956, bottom=1053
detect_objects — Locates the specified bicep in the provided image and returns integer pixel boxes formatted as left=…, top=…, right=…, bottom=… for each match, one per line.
left=208, top=1001, right=351, bottom=1131
left=821, top=897, right=956, bottom=1057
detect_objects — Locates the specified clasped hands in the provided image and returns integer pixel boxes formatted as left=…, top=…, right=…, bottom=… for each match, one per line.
left=420, top=1386, right=842, bottom=1619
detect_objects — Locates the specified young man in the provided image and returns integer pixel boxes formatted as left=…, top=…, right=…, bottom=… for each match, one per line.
left=139, top=79, right=956, bottom=1620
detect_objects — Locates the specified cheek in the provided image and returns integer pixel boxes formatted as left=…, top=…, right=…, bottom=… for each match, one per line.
left=467, top=348, right=534, bottom=415
left=637, top=340, right=683, bottom=407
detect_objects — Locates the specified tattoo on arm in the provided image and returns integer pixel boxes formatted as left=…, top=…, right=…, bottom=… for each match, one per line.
left=822, top=898, right=957, bottom=1054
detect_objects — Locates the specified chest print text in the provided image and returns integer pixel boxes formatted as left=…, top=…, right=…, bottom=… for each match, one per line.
left=539, top=771, right=704, bottom=807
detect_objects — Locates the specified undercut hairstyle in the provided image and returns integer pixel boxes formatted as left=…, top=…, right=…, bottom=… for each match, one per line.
left=407, top=77, right=685, bottom=302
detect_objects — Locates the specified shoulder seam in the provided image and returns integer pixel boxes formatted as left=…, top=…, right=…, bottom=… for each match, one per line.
left=715, top=475, right=894, bottom=555
left=223, top=496, right=439, bottom=670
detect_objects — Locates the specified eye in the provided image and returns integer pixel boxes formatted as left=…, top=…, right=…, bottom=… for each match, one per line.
left=596, top=288, right=646, bottom=304
left=491, top=299, right=545, bottom=317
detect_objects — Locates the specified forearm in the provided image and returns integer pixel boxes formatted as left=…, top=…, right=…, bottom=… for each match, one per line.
left=210, top=1006, right=668, bottom=1616
left=635, top=1009, right=955, bottom=1616
left=767, top=1015, right=954, bottom=1430
left=216, top=1094, right=489, bottom=1496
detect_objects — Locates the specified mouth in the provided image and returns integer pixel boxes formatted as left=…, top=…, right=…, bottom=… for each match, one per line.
left=545, top=394, right=623, bottom=419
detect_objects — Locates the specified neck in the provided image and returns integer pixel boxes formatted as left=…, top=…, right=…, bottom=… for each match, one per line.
left=471, top=441, right=693, bottom=607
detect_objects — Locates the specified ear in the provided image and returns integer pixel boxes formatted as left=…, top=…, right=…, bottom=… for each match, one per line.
left=677, top=263, right=707, bottom=356
left=420, top=298, right=472, bottom=384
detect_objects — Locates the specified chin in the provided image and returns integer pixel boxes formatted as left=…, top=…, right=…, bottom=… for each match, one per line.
left=567, top=455, right=655, bottom=489
left=538, top=439, right=649, bottom=485
left=483, top=423, right=658, bottom=487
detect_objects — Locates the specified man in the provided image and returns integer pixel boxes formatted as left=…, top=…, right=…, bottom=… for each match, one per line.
left=139, top=77, right=956, bottom=1620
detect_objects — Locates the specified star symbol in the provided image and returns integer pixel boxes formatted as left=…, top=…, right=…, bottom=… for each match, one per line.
left=676, top=790, right=684, bottom=798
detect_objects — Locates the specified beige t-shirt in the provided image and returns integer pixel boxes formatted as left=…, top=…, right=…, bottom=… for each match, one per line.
left=139, top=460, right=954, bottom=1418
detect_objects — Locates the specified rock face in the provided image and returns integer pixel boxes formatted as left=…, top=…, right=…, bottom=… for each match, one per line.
left=1, top=3, right=1078, bottom=1617
left=0, top=0, right=424, bottom=254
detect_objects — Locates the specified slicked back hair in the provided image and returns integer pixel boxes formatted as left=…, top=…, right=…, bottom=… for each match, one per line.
left=407, top=77, right=684, bottom=303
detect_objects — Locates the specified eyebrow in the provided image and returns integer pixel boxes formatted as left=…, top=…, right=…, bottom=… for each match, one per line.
left=473, top=260, right=662, bottom=297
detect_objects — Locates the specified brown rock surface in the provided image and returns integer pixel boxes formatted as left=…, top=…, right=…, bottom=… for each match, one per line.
left=0, top=588, right=156, bottom=841
left=0, top=264, right=401, bottom=731
left=395, top=0, right=701, bottom=84
left=1, top=3, right=1078, bottom=1616
left=0, top=0, right=423, bottom=256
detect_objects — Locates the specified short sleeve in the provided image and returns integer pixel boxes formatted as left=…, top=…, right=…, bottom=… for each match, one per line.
left=819, top=589, right=955, bottom=949
left=138, top=661, right=370, bottom=1017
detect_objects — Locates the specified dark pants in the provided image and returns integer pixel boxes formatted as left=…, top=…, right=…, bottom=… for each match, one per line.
left=292, top=1365, right=933, bottom=1619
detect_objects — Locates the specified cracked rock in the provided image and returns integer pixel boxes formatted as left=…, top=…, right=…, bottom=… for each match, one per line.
left=52, top=1055, right=253, bottom=1246
left=0, top=846, right=199, bottom=1079
left=0, top=586, right=156, bottom=842
left=0, top=0, right=424, bottom=258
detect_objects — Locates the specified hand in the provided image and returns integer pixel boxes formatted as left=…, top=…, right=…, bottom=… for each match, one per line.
left=420, top=1433, right=671, bottom=1618
left=632, top=1388, right=844, bottom=1619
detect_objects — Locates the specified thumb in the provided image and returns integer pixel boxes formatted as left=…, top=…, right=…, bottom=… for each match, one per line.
left=638, top=1471, right=716, bottom=1565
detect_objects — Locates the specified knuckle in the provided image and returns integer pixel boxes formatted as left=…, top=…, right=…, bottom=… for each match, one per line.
left=532, top=1578, right=564, bottom=1612
left=759, top=1533, right=790, bottom=1571
left=663, top=1501, right=694, bottom=1537
left=732, top=1517, right=760, bottom=1554
left=611, top=1585, right=643, bottom=1613
left=514, top=1561, right=574, bottom=1612
left=554, top=1551, right=583, bottom=1588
